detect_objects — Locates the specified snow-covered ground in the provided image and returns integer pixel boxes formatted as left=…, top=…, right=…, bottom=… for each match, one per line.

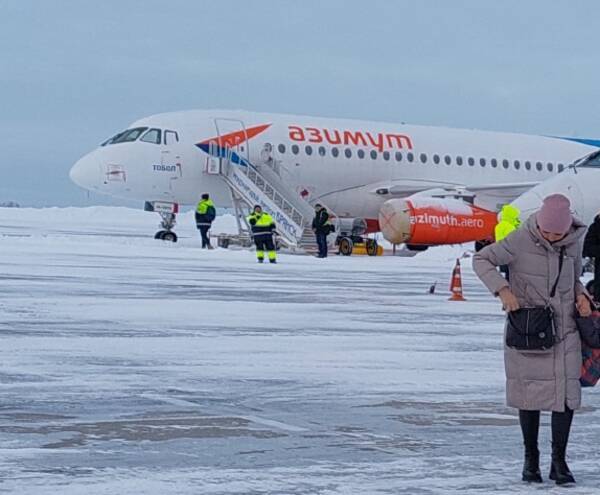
left=1, top=206, right=599, bottom=494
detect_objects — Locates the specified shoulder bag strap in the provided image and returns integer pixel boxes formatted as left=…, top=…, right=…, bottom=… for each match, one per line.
left=550, top=246, right=566, bottom=298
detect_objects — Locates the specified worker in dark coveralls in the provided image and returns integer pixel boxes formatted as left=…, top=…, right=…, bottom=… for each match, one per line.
left=195, top=193, right=216, bottom=249
left=312, top=203, right=332, bottom=258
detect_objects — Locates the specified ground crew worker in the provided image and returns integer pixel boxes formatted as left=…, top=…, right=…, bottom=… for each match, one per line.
left=195, top=193, right=216, bottom=249
left=495, top=204, right=521, bottom=242
left=312, top=204, right=332, bottom=258
left=247, top=205, right=277, bottom=263
left=495, top=204, right=521, bottom=280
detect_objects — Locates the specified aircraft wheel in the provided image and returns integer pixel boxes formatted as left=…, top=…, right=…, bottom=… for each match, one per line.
left=339, top=237, right=353, bottom=256
left=161, top=231, right=178, bottom=242
left=366, top=238, right=378, bottom=256
left=155, top=230, right=177, bottom=242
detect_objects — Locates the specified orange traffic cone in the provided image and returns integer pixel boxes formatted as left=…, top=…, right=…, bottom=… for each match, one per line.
left=449, top=259, right=466, bottom=301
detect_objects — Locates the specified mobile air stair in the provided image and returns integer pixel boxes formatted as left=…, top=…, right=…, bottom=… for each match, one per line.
left=203, top=141, right=332, bottom=254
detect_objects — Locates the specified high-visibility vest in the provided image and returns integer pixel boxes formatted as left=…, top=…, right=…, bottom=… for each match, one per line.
left=495, top=205, right=521, bottom=242
left=247, top=212, right=276, bottom=235
left=196, top=199, right=214, bottom=214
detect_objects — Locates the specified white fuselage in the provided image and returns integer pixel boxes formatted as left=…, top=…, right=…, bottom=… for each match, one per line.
left=71, top=109, right=599, bottom=222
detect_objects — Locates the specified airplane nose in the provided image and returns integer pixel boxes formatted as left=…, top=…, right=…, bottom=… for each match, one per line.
left=70, top=153, right=97, bottom=189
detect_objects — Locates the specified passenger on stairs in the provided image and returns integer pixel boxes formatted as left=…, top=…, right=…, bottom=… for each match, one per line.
left=195, top=193, right=216, bottom=249
left=247, top=205, right=277, bottom=263
left=312, top=204, right=332, bottom=258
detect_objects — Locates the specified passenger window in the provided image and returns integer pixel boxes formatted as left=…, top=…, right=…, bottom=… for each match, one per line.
left=164, top=130, right=179, bottom=145
left=345, top=148, right=352, bottom=158
left=525, top=161, right=531, bottom=170
left=407, top=152, right=414, bottom=163
left=433, top=154, right=440, bottom=164
left=318, top=146, right=326, bottom=156
left=383, top=151, right=390, bottom=161
left=536, top=162, right=543, bottom=171
left=491, top=159, right=498, bottom=168
left=332, top=147, right=339, bottom=157
left=547, top=162, right=553, bottom=172
left=456, top=156, right=463, bottom=166
left=558, top=163, right=565, bottom=172
left=480, top=158, right=486, bottom=167
left=420, top=153, right=427, bottom=164
left=305, top=145, right=313, bottom=156
left=358, top=149, right=365, bottom=159
left=468, top=157, right=475, bottom=167
left=395, top=151, right=402, bottom=162
left=291, top=145, right=299, bottom=155
left=514, top=160, right=520, bottom=170
left=278, top=144, right=286, bottom=154
left=140, top=128, right=162, bottom=144
left=370, top=150, right=378, bottom=160
left=444, top=155, right=451, bottom=165
left=502, top=159, right=509, bottom=169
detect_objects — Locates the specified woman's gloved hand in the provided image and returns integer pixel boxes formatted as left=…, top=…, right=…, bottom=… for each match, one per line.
left=498, top=287, right=520, bottom=312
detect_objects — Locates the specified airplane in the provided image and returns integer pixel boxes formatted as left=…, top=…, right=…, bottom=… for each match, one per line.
left=70, top=109, right=600, bottom=250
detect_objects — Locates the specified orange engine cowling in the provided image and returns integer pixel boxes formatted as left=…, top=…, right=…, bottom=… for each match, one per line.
left=378, top=197, right=497, bottom=246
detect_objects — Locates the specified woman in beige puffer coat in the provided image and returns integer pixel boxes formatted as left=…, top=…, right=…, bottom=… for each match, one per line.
left=473, top=194, right=591, bottom=486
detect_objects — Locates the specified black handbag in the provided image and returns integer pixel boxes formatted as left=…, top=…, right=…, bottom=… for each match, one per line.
left=505, top=247, right=565, bottom=351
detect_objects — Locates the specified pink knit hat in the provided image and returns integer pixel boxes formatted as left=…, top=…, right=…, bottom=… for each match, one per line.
left=536, top=194, right=572, bottom=234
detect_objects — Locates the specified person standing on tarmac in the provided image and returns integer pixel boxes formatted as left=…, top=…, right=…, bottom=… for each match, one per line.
left=583, top=212, right=600, bottom=302
left=495, top=204, right=521, bottom=241
left=195, top=193, right=216, bottom=249
left=473, top=194, right=591, bottom=486
left=247, top=205, right=277, bottom=263
left=312, top=203, right=331, bottom=258
left=494, top=204, right=521, bottom=280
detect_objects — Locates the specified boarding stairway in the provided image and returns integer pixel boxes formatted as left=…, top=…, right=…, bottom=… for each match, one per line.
left=205, top=146, right=331, bottom=252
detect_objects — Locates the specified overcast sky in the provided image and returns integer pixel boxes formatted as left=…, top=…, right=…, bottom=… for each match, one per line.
left=2, top=0, right=600, bottom=206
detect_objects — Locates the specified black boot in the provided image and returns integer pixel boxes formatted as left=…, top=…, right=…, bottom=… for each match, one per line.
left=549, top=444, right=575, bottom=485
left=522, top=447, right=542, bottom=483
left=549, top=407, right=575, bottom=485
left=519, top=410, right=542, bottom=483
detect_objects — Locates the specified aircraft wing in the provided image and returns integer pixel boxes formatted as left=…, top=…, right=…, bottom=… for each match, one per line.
left=388, top=181, right=541, bottom=211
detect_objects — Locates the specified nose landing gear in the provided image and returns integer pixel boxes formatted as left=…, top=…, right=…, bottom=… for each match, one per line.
left=145, top=201, right=179, bottom=242
left=154, top=212, right=178, bottom=242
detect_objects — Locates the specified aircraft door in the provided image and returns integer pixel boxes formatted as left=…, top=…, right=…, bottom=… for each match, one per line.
left=161, top=129, right=183, bottom=191
left=214, top=118, right=248, bottom=173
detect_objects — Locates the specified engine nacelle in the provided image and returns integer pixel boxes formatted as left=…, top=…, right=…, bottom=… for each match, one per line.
left=379, top=197, right=498, bottom=246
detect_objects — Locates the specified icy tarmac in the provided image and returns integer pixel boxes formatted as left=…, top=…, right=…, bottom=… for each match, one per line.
left=1, top=207, right=599, bottom=494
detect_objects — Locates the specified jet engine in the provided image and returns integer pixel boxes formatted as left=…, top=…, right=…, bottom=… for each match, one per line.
left=378, top=197, right=498, bottom=246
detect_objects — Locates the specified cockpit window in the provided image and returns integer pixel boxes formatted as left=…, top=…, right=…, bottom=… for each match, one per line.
left=140, top=128, right=162, bottom=144
left=578, top=150, right=600, bottom=168
left=101, top=131, right=126, bottom=146
left=102, top=127, right=149, bottom=145
left=112, top=127, right=149, bottom=143
left=100, top=126, right=172, bottom=146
